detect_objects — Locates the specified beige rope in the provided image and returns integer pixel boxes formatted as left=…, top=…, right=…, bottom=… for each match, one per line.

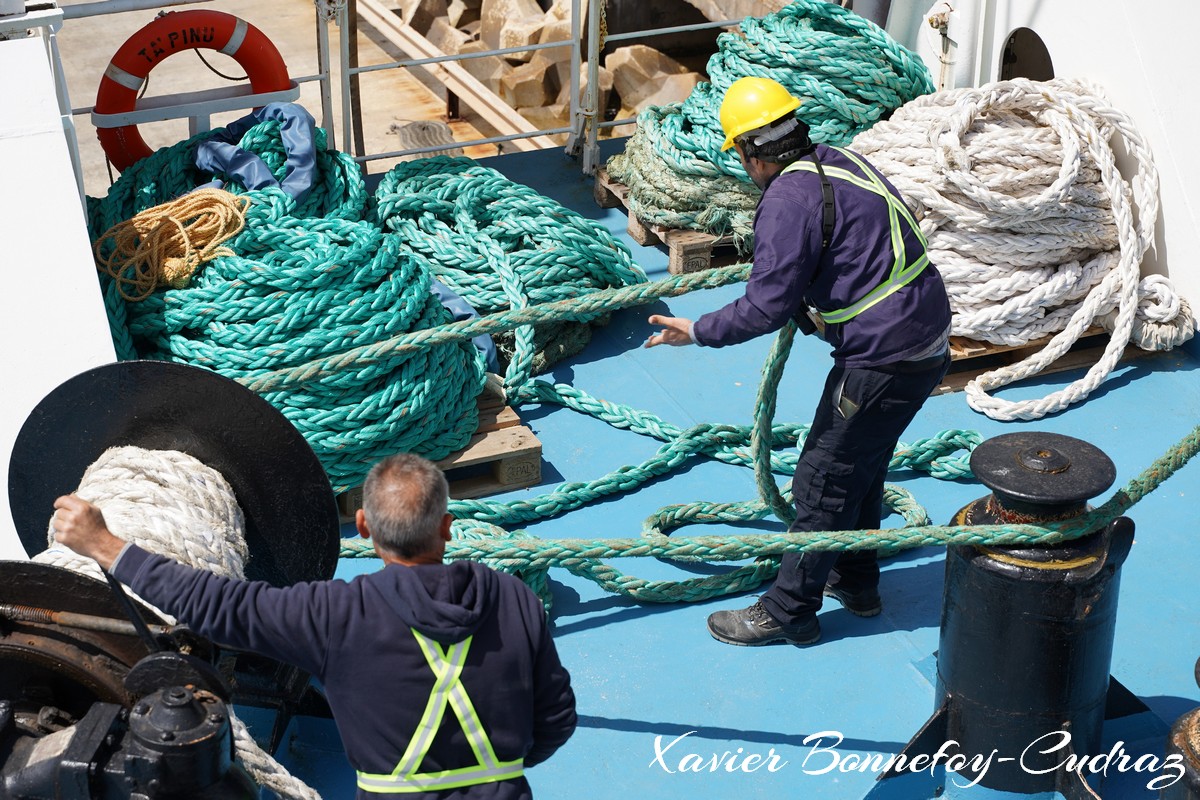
left=94, top=188, right=250, bottom=302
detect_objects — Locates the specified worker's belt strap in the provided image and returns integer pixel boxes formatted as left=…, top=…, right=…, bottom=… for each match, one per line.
left=356, top=630, right=524, bottom=794
left=782, top=147, right=930, bottom=325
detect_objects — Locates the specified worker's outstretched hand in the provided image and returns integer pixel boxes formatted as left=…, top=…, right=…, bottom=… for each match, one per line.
left=52, top=495, right=126, bottom=570
left=645, top=315, right=695, bottom=348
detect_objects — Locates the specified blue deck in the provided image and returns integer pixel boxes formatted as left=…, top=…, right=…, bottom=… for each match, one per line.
left=264, top=143, right=1200, bottom=799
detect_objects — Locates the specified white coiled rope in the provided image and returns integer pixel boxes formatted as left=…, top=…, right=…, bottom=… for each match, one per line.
left=851, top=77, right=1194, bottom=421
left=41, top=446, right=322, bottom=800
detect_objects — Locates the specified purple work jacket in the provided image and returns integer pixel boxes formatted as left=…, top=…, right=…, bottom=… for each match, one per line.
left=693, top=144, right=951, bottom=368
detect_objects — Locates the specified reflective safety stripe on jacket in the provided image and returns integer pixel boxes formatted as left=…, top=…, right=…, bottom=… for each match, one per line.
left=782, top=147, right=930, bottom=325
left=356, top=630, right=525, bottom=794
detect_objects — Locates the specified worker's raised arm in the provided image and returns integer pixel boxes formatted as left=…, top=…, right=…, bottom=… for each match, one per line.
left=105, top=543, right=335, bottom=677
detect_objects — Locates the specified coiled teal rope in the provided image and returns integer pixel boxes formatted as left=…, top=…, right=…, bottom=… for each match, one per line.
left=89, top=119, right=367, bottom=363
left=606, top=0, right=934, bottom=240
left=372, top=156, right=646, bottom=393
left=120, top=187, right=485, bottom=491
left=91, top=125, right=642, bottom=492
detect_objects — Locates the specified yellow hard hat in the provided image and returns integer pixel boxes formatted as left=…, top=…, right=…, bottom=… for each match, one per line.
left=718, top=76, right=802, bottom=151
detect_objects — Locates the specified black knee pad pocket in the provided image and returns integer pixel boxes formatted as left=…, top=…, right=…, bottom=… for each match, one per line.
left=796, top=459, right=855, bottom=513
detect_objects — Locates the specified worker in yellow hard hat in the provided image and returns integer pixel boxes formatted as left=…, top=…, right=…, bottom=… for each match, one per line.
left=645, top=75, right=953, bottom=647
left=716, top=75, right=802, bottom=153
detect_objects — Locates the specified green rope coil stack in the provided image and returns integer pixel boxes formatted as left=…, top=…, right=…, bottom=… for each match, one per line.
left=136, top=192, right=486, bottom=492
left=92, top=121, right=483, bottom=491
left=606, top=0, right=933, bottom=241
left=88, top=120, right=368, bottom=363
left=91, top=121, right=644, bottom=492
left=372, top=156, right=647, bottom=393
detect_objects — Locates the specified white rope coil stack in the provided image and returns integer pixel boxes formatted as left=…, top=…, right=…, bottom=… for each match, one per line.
left=41, top=446, right=321, bottom=800
left=851, top=77, right=1195, bottom=421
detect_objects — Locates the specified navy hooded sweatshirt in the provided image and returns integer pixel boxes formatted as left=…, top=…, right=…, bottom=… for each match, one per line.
left=111, top=544, right=577, bottom=799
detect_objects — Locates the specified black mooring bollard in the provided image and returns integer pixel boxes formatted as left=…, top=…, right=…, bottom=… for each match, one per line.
left=878, top=432, right=1137, bottom=799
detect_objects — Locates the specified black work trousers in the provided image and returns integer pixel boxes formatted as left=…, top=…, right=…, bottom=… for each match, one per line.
left=760, top=355, right=949, bottom=626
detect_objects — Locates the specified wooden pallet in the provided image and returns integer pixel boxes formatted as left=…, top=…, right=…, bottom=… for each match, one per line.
left=935, top=326, right=1158, bottom=395
left=436, top=387, right=542, bottom=498
left=594, top=167, right=742, bottom=275
left=336, top=386, right=542, bottom=520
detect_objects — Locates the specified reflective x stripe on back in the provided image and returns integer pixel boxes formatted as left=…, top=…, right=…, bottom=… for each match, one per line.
left=356, top=630, right=524, bottom=794
left=782, top=147, right=930, bottom=324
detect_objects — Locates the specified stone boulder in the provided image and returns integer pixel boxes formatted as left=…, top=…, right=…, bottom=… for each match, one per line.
left=604, top=44, right=693, bottom=111
left=447, top=0, right=482, bottom=27
left=480, top=0, right=544, bottom=56
left=500, top=58, right=560, bottom=108
left=458, top=39, right=512, bottom=95
left=392, top=0, right=448, bottom=35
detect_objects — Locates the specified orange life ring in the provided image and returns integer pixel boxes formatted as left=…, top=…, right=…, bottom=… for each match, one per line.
left=94, top=10, right=290, bottom=172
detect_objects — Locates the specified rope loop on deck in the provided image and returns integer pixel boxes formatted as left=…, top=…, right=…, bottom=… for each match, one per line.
left=332, top=314, right=981, bottom=608
left=337, top=419, right=1200, bottom=608
left=337, top=300, right=1194, bottom=609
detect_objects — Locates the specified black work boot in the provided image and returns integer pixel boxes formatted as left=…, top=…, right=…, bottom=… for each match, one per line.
left=706, top=600, right=820, bottom=646
left=823, top=581, right=882, bottom=617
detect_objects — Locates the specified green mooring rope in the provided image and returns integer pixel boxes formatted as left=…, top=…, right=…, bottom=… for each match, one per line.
left=606, top=0, right=934, bottom=241
left=239, top=262, right=755, bottom=394
left=339, top=420, right=1200, bottom=606
left=91, top=127, right=643, bottom=492
left=325, top=281, right=1195, bottom=610
left=199, top=248, right=982, bottom=607
left=329, top=276, right=984, bottom=607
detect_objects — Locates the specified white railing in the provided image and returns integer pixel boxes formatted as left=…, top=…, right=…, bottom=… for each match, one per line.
left=331, top=0, right=742, bottom=174
left=14, top=0, right=748, bottom=187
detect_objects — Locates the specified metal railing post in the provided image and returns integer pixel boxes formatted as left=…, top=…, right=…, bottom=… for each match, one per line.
left=337, top=0, right=352, bottom=154
left=564, top=0, right=583, bottom=155
left=580, top=0, right=602, bottom=174
left=315, top=4, right=337, bottom=149
left=43, top=22, right=86, bottom=211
